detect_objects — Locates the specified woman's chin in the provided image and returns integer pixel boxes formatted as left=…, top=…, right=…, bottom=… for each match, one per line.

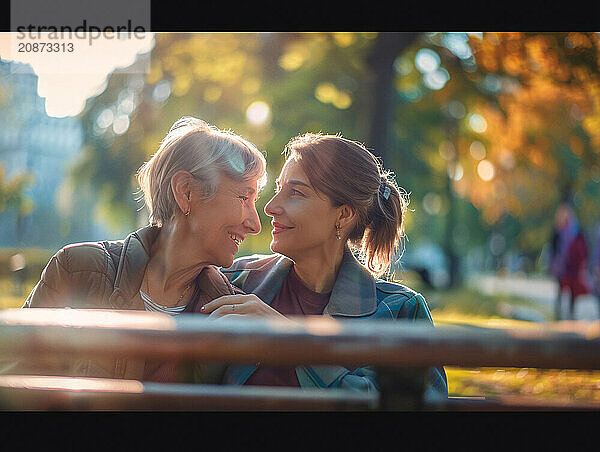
left=219, top=254, right=235, bottom=269
left=269, top=238, right=291, bottom=257
left=269, top=239, right=282, bottom=254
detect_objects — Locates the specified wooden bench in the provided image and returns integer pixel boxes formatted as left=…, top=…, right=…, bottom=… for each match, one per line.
left=1, top=308, right=599, bottom=410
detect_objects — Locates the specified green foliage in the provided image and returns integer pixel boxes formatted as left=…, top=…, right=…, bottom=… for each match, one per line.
left=0, top=164, right=34, bottom=216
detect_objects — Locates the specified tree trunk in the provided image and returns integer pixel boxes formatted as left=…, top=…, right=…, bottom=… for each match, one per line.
left=366, top=32, right=420, bottom=162
left=443, top=118, right=461, bottom=288
left=444, top=163, right=461, bottom=288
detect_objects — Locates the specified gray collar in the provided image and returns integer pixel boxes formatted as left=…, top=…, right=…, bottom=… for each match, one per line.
left=324, top=247, right=378, bottom=317
left=242, top=248, right=377, bottom=317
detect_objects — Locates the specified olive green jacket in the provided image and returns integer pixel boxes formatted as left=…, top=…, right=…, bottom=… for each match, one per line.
left=1, top=226, right=238, bottom=381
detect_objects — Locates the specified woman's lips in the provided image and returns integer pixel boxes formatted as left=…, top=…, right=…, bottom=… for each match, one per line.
left=228, top=235, right=239, bottom=252
left=227, top=232, right=244, bottom=252
left=272, top=221, right=293, bottom=235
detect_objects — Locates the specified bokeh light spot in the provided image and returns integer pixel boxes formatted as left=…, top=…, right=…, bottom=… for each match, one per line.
left=315, top=82, right=338, bottom=103
left=415, top=48, right=440, bottom=74
left=423, top=192, right=442, bottom=215
left=152, top=80, right=171, bottom=103
left=468, top=113, right=487, bottom=133
left=448, top=100, right=466, bottom=119
left=112, top=115, right=130, bottom=135
left=96, top=108, right=114, bottom=129
left=424, top=68, right=450, bottom=90
left=470, top=141, right=487, bottom=160
left=477, top=159, right=495, bottom=181
left=439, top=141, right=456, bottom=160
left=246, top=101, right=271, bottom=126
left=448, top=163, right=464, bottom=181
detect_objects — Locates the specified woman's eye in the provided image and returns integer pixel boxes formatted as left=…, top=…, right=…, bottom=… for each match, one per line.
left=273, top=186, right=303, bottom=197
left=238, top=195, right=249, bottom=201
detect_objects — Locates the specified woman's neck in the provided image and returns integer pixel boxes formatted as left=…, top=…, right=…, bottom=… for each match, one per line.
left=291, top=244, right=345, bottom=293
left=147, top=224, right=208, bottom=293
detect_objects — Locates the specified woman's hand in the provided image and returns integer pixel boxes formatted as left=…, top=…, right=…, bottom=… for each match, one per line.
left=201, top=294, right=292, bottom=322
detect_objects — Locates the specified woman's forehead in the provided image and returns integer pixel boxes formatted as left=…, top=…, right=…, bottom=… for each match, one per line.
left=219, top=173, right=258, bottom=194
left=277, top=159, right=308, bottom=184
left=277, top=159, right=331, bottom=202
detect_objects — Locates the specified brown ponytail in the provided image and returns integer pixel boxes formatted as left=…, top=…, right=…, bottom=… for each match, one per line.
left=359, top=172, right=409, bottom=277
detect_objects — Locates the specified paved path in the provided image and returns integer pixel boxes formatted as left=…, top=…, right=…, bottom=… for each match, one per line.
left=467, top=273, right=600, bottom=322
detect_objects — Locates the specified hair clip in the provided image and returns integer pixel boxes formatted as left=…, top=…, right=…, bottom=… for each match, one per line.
left=382, top=185, right=391, bottom=200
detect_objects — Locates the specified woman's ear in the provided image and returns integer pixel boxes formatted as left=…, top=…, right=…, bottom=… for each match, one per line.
left=170, top=170, right=193, bottom=214
left=337, top=204, right=357, bottom=230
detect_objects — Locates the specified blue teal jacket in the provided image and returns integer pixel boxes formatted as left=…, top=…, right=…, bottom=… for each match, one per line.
left=220, top=248, right=448, bottom=397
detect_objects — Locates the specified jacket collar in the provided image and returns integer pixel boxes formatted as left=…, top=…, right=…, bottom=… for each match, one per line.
left=324, top=247, right=378, bottom=317
left=110, top=225, right=159, bottom=309
left=240, top=247, right=378, bottom=317
left=244, top=255, right=294, bottom=306
left=111, top=225, right=237, bottom=311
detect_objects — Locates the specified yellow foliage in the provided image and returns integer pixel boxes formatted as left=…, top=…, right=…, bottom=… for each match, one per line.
left=172, top=75, right=192, bottom=97
left=241, top=78, right=261, bottom=95
left=146, top=63, right=163, bottom=85
left=445, top=366, right=600, bottom=401
left=361, top=32, right=378, bottom=40
left=315, top=82, right=338, bottom=104
left=503, top=53, right=525, bottom=76
left=279, top=43, right=311, bottom=72
left=142, top=134, right=163, bottom=157
left=279, top=51, right=305, bottom=71
left=0, top=295, right=25, bottom=309
left=582, top=115, right=600, bottom=138
left=203, top=86, right=222, bottom=103
left=332, top=92, right=352, bottom=110
left=567, top=32, right=593, bottom=48
left=332, top=32, right=356, bottom=48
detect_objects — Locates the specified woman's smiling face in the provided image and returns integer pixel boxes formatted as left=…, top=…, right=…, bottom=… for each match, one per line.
left=264, top=159, right=340, bottom=260
left=188, top=173, right=261, bottom=268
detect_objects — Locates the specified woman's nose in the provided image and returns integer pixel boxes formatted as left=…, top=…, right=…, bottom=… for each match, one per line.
left=244, top=204, right=261, bottom=234
left=264, top=192, right=281, bottom=217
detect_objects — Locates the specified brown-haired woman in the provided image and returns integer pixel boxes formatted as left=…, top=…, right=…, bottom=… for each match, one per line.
left=202, top=133, right=448, bottom=398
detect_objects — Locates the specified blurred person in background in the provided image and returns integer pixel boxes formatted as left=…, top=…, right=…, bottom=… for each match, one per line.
left=592, top=221, right=600, bottom=314
left=550, top=203, right=592, bottom=320
left=202, top=133, right=448, bottom=398
left=1, top=117, right=266, bottom=382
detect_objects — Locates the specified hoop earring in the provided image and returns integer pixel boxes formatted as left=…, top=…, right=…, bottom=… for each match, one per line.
left=335, top=223, right=341, bottom=240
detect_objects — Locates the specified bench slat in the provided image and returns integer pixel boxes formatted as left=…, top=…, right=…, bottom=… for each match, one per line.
left=1, top=309, right=600, bottom=370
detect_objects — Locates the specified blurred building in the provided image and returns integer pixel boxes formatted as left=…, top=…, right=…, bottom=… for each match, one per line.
left=0, top=59, right=110, bottom=250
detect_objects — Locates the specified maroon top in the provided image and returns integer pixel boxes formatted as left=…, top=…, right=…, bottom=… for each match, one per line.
left=245, top=266, right=332, bottom=387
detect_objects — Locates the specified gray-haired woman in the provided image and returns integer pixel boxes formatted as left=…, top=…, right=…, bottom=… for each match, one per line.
left=4, top=117, right=267, bottom=382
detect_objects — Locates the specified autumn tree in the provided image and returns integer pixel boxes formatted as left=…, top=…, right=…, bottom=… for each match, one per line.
left=386, top=32, right=600, bottom=282
left=464, top=32, right=600, bottom=253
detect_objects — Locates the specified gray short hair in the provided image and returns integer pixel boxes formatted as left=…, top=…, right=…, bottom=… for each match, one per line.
left=137, top=117, right=267, bottom=227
